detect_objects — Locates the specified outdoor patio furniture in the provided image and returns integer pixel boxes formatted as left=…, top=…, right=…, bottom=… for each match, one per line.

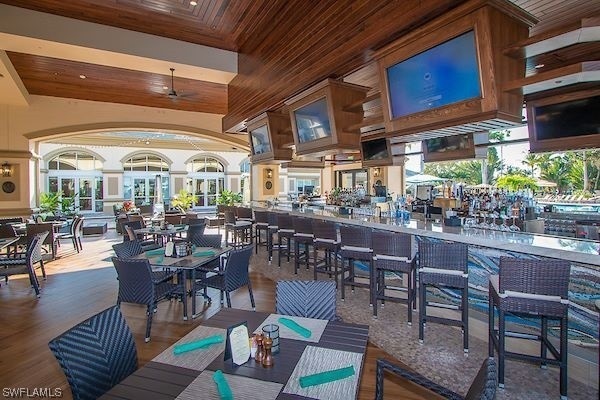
left=0, top=232, right=48, bottom=297
left=339, top=225, right=373, bottom=303
left=276, top=280, right=337, bottom=320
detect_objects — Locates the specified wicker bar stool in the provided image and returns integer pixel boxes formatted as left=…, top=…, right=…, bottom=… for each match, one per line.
left=312, top=219, right=341, bottom=286
left=266, top=211, right=280, bottom=263
left=292, top=217, right=314, bottom=274
left=224, top=210, right=252, bottom=248
left=418, top=240, right=469, bottom=352
left=339, top=225, right=373, bottom=303
left=253, top=210, right=269, bottom=254
left=277, top=213, right=295, bottom=267
left=489, top=257, right=570, bottom=399
left=372, top=231, right=416, bottom=325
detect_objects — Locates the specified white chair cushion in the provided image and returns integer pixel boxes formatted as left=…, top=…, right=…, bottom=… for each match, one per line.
left=419, top=267, right=468, bottom=278
left=373, top=255, right=408, bottom=262
left=341, top=245, right=372, bottom=253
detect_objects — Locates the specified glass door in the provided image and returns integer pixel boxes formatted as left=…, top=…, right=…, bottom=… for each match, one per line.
left=79, top=178, right=93, bottom=211
left=133, top=178, right=147, bottom=206
left=190, top=177, right=225, bottom=208
left=206, top=179, right=217, bottom=206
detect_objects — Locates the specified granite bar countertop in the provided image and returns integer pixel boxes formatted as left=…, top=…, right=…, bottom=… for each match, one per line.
left=257, top=204, right=600, bottom=266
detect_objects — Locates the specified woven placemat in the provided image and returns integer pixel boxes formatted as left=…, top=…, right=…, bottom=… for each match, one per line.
left=253, top=314, right=328, bottom=343
left=154, top=325, right=226, bottom=371
left=176, top=370, right=282, bottom=400
left=282, top=345, right=363, bottom=400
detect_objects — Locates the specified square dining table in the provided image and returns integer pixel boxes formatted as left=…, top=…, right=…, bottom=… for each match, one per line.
left=100, top=308, right=369, bottom=400
left=138, top=246, right=231, bottom=320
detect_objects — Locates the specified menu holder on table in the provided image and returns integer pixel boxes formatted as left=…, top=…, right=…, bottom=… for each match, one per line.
left=224, top=321, right=250, bottom=366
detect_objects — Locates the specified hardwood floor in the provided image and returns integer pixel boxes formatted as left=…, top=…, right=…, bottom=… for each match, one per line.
left=0, top=229, right=439, bottom=399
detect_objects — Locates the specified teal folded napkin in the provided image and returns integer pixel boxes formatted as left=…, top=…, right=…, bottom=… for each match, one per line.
left=145, top=248, right=164, bottom=256
left=212, top=370, right=233, bottom=400
left=193, top=250, right=216, bottom=257
left=278, top=317, right=311, bottom=338
left=173, top=335, right=223, bottom=355
left=299, top=365, right=355, bottom=388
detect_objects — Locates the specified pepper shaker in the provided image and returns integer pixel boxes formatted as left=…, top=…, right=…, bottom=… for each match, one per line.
left=262, top=337, right=273, bottom=367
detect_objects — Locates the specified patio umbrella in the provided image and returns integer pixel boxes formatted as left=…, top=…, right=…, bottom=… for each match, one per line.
left=405, top=173, right=447, bottom=184
left=153, top=174, right=165, bottom=215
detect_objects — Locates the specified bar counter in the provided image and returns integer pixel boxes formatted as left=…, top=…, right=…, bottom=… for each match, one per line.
left=254, top=203, right=600, bottom=353
left=264, top=204, right=600, bottom=266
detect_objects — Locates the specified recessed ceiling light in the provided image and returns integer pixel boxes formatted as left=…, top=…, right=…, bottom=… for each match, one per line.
left=555, top=80, right=563, bottom=84
left=190, top=1, right=197, bottom=5
left=79, top=74, right=86, bottom=79
left=145, top=140, right=150, bottom=145
left=163, top=86, right=169, bottom=90
left=534, top=64, right=545, bottom=69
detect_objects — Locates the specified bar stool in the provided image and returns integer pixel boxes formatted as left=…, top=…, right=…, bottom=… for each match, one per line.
left=224, top=210, right=252, bottom=248
left=418, top=240, right=469, bottom=352
left=253, top=210, right=269, bottom=254
left=372, top=231, right=416, bottom=325
left=292, top=217, right=314, bottom=274
left=312, top=220, right=341, bottom=286
left=339, top=225, right=373, bottom=302
left=489, top=257, right=570, bottom=399
left=277, top=213, right=295, bottom=267
left=266, top=211, right=280, bottom=263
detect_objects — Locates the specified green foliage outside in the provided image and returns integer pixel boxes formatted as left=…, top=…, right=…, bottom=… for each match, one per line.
left=39, top=191, right=79, bottom=219
left=171, top=189, right=196, bottom=212
left=216, top=189, right=243, bottom=206
left=496, top=175, right=538, bottom=191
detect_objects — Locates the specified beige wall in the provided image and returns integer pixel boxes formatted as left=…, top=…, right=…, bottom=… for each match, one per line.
left=251, top=164, right=279, bottom=201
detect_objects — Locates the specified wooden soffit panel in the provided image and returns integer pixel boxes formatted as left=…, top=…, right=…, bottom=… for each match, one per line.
left=7, top=52, right=227, bottom=114
left=223, top=0, right=464, bottom=132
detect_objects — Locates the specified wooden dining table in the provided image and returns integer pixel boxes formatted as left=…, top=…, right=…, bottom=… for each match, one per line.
left=139, top=246, right=231, bottom=320
left=100, top=308, right=370, bottom=400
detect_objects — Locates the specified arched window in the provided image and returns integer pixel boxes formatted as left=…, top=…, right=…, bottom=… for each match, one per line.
left=47, top=151, right=104, bottom=213
left=186, top=156, right=225, bottom=208
left=122, top=153, right=170, bottom=206
left=186, top=156, right=224, bottom=173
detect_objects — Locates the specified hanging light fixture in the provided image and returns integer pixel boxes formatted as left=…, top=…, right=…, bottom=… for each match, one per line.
left=1, top=162, right=12, bottom=177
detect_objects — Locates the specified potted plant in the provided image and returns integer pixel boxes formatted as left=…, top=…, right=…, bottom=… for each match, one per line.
left=39, top=192, right=61, bottom=219
left=171, top=189, right=196, bottom=213
left=216, top=189, right=243, bottom=206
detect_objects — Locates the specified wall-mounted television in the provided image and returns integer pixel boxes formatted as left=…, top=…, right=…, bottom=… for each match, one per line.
left=286, top=79, right=369, bottom=156
left=246, top=112, right=293, bottom=164
left=527, top=90, right=600, bottom=153
left=422, top=133, right=479, bottom=163
left=250, top=125, right=272, bottom=155
left=386, top=30, right=481, bottom=120
left=293, top=97, right=332, bottom=144
left=375, top=3, right=531, bottom=140
left=361, top=138, right=392, bottom=167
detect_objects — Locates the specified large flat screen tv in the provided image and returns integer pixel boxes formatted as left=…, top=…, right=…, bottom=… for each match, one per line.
left=361, top=138, right=392, bottom=166
left=386, top=30, right=481, bottom=119
left=293, top=97, right=332, bottom=143
left=422, top=133, right=476, bottom=162
left=250, top=124, right=272, bottom=155
left=527, top=91, right=600, bottom=153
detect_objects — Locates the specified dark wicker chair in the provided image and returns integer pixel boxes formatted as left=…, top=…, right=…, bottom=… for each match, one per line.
left=26, top=222, right=58, bottom=259
left=312, top=219, right=341, bottom=285
left=339, top=225, right=373, bottom=302
left=164, top=214, right=184, bottom=225
left=489, top=257, right=570, bottom=399
left=253, top=210, right=269, bottom=254
left=111, top=241, right=175, bottom=284
left=266, top=211, right=280, bottom=263
left=186, top=223, right=207, bottom=244
left=0, top=232, right=48, bottom=297
left=292, top=217, right=314, bottom=274
left=0, top=224, right=18, bottom=255
left=372, top=231, right=416, bottom=324
left=111, top=257, right=184, bottom=342
left=122, top=221, right=157, bottom=249
left=276, top=213, right=295, bottom=267
left=375, top=357, right=497, bottom=400
left=48, top=306, right=138, bottom=400
left=224, top=210, right=252, bottom=248
left=418, top=240, right=469, bottom=352
left=57, top=216, right=84, bottom=252
left=197, top=245, right=255, bottom=310
left=276, top=280, right=337, bottom=320
left=187, top=217, right=207, bottom=226
left=235, top=207, right=254, bottom=222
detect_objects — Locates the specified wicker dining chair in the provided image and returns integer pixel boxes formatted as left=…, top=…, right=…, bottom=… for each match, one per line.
left=489, top=257, right=570, bottom=399
left=49, top=306, right=138, bottom=400
left=312, top=219, right=341, bottom=286
left=276, top=280, right=337, bottom=320
left=111, top=257, right=184, bottom=342
left=0, top=232, right=48, bottom=297
left=376, top=357, right=497, bottom=400
left=111, top=241, right=176, bottom=284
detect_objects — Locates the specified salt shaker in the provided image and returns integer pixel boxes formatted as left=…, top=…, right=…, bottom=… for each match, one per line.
left=255, top=334, right=265, bottom=363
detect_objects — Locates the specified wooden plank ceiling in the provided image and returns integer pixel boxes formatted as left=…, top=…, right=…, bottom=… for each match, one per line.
left=1, top=0, right=598, bottom=132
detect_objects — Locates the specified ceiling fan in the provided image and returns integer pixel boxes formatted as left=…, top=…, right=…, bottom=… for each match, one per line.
left=167, top=67, right=179, bottom=99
